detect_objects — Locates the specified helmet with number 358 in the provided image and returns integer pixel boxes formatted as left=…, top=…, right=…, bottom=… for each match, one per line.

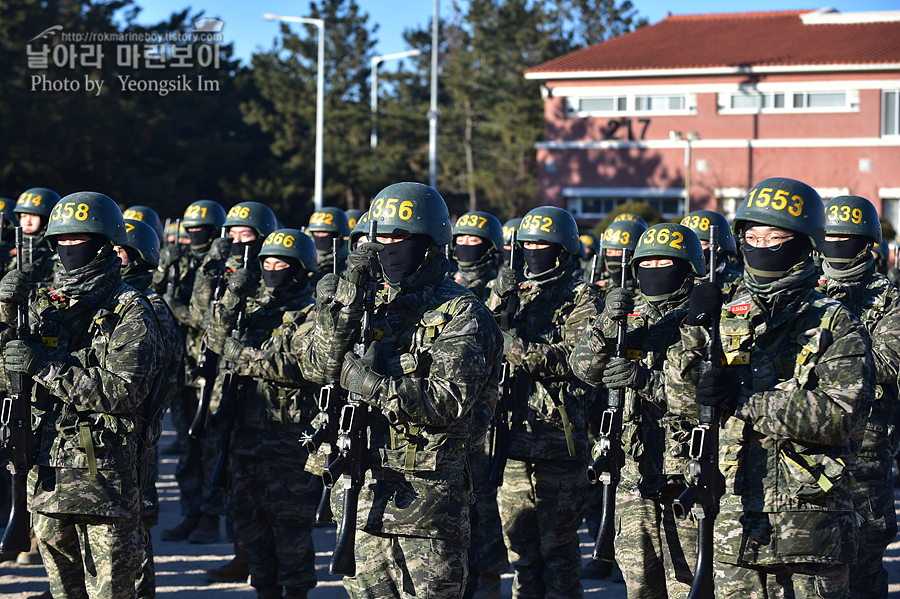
left=733, top=177, right=825, bottom=249
left=259, top=228, right=318, bottom=273
left=369, top=182, right=451, bottom=245
left=517, top=206, right=581, bottom=254
left=46, top=191, right=128, bottom=247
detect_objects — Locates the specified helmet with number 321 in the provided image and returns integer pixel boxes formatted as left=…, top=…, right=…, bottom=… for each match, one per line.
left=452, top=211, right=504, bottom=253
left=823, top=195, right=881, bottom=243
left=224, top=201, right=278, bottom=239
left=517, top=206, right=581, bottom=254
left=46, top=191, right=128, bottom=247
left=15, top=187, right=61, bottom=218
left=369, top=182, right=451, bottom=245
left=733, top=177, right=825, bottom=249
left=259, top=228, right=318, bottom=273
left=632, top=223, right=705, bottom=278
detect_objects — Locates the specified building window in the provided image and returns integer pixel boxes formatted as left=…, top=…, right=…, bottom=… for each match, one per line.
left=718, top=89, right=857, bottom=114
left=883, top=198, right=900, bottom=234
left=567, top=94, right=693, bottom=117
left=566, top=189, right=683, bottom=219
left=635, top=94, right=684, bottom=111
left=884, top=91, right=899, bottom=136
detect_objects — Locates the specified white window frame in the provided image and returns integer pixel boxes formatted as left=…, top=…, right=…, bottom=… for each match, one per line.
left=566, top=188, right=684, bottom=219
left=717, top=89, right=859, bottom=114
left=566, top=93, right=696, bottom=117
left=883, top=90, right=900, bottom=137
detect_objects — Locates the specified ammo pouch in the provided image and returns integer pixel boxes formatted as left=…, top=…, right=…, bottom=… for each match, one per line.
left=379, top=426, right=467, bottom=475
left=778, top=441, right=848, bottom=501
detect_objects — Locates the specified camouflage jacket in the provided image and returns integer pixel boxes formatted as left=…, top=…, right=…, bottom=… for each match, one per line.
left=189, top=244, right=263, bottom=332
left=207, top=279, right=318, bottom=460
left=8, top=232, right=57, bottom=289
left=664, top=263, right=873, bottom=564
left=487, top=260, right=603, bottom=462
left=454, top=258, right=497, bottom=303
left=696, top=256, right=743, bottom=299
left=0, top=251, right=164, bottom=518
left=817, top=258, right=900, bottom=460
left=570, top=291, right=694, bottom=496
left=302, top=255, right=502, bottom=542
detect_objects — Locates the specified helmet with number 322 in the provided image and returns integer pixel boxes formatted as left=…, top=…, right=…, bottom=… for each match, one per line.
left=369, top=182, right=451, bottom=245
left=823, top=195, right=881, bottom=243
left=733, top=177, right=825, bottom=249
left=224, top=201, right=278, bottom=239
left=452, top=211, right=504, bottom=253
left=632, top=223, right=705, bottom=278
left=259, top=228, right=318, bottom=273
left=46, top=191, right=128, bottom=247
left=517, top=206, right=581, bottom=254
left=306, top=207, right=351, bottom=237
left=15, top=187, right=61, bottom=218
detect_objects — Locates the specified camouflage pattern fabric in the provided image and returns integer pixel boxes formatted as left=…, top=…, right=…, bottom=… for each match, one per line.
left=700, top=257, right=742, bottom=299
left=714, top=558, right=849, bottom=599
left=454, top=258, right=498, bottom=303
left=8, top=231, right=57, bottom=288
left=664, top=262, right=874, bottom=593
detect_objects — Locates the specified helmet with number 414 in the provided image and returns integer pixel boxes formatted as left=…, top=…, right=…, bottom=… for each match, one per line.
left=369, top=182, right=451, bottom=245
left=259, top=228, right=317, bottom=273
left=46, top=191, right=128, bottom=247
left=733, top=177, right=825, bottom=249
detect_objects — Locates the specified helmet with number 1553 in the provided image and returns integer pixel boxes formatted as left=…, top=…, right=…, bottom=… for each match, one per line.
left=733, top=177, right=825, bottom=249
left=45, top=191, right=128, bottom=248
left=369, top=182, right=451, bottom=245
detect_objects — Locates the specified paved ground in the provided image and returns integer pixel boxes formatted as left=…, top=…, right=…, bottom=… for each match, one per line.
left=3, top=421, right=900, bottom=598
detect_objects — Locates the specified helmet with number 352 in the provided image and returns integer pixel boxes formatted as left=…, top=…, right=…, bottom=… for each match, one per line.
left=224, top=201, right=278, bottom=239
left=733, top=177, right=825, bottom=249
left=823, top=195, right=881, bottom=243
left=517, top=206, right=581, bottom=254
left=632, top=223, right=705, bottom=278
left=259, top=228, right=318, bottom=273
left=46, top=191, right=128, bottom=247
left=369, top=182, right=451, bottom=245
left=452, top=211, right=504, bottom=253
left=15, top=187, right=61, bottom=218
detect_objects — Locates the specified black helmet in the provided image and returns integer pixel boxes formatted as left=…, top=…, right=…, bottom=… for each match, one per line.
left=502, top=218, right=522, bottom=244
left=681, top=210, right=736, bottom=253
left=733, top=177, right=825, bottom=250
left=579, top=232, right=600, bottom=255
left=823, top=195, right=881, bottom=243
left=517, top=206, right=581, bottom=254
left=46, top=192, right=128, bottom=248
left=601, top=219, right=647, bottom=252
left=613, top=212, right=648, bottom=228
left=15, top=187, right=61, bottom=218
left=452, top=211, right=505, bottom=253
left=632, top=223, right=705, bottom=278
left=307, top=207, right=351, bottom=237
left=224, top=201, right=278, bottom=239
left=0, top=198, right=16, bottom=228
left=259, top=228, right=318, bottom=273
left=349, top=210, right=371, bottom=248
left=122, top=219, right=161, bottom=267
left=369, top=182, right=451, bottom=245
left=345, top=209, right=365, bottom=231
left=122, top=205, right=163, bottom=240
left=182, top=200, right=227, bottom=230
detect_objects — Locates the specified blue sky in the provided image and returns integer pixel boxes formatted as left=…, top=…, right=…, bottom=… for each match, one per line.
left=132, top=0, right=900, bottom=67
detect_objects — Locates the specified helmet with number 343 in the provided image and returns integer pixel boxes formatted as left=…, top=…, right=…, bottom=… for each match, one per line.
left=46, top=191, right=128, bottom=247
left=369, top=182, right=452, bottom=245
left=259, top=228, right=317, bottom=273
left=733, top=177, right=825, bottom=249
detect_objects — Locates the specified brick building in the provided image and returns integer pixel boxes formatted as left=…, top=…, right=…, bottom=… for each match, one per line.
left=524, top=8, right=900, bottom=229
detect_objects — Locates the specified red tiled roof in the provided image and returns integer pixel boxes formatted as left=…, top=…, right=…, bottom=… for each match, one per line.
left=525, top=10, right=900, bottom=76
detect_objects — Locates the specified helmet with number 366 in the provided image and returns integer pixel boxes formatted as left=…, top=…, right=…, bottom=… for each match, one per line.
left=46, top=191, right=128, bottom=247
left=369, top=182, right=451, bottom=245
left=259, top=228, right=318, bottom=273
left=733, top=177, right=825, bottom=249
left=823, top=195, right=881, bottom=243
left=517, top=206, right=581, bottom=254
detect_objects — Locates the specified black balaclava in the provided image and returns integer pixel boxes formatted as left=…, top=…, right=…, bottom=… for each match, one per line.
left=523, top=245, right=564, bottom=279
left=188, top=225, right=215, bottom=248
left=379, top=235, right=433, bottom=283
left=262, top=257, right=303, bottom=289
left=742, top=232, right=811, bottom=284
left=503, top=246, right=525, bottom=270
left=455, top=239, right=491, bottom=265
left=58, top=234, right=108, bottom=272
left=313, top=232, right=339, bottom=253
left=231, top=238, right=255, bottom=258
left=637, top=260, right=692, bottom=304
left=819, top=236, right=871, bottom=270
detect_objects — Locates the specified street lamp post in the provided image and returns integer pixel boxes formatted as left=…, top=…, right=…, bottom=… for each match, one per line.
left=670, top=130, right=700, bottom=217
left=428, top=0, right=439, bottom=189
left=370, top=49, right=422, bottom=148
left=264, top=12, right=325, bottom=211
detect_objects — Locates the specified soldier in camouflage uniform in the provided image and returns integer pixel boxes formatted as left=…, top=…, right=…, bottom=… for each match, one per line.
left=487, top=206, right=603, bottom=599
left=579, top=232, right=602, bottom=285
left=122, top=206, right=164, bottom=243
left=502, top=219, right=524, bottom=271
left=0, top=197, right=17, bottom=278
left=0, top=191, right=164, bottom=599
left=116, top=219, right=185, bottom=599
left=816, top=195, right=900, bottom=599
left=452, top=211, right=504, bottom=302
left=302, top=182, right=502, bottom=599
left=8, top=187, right=62, bottom=288
left=203, top=229, right=320, bottom=599
left=571, top=223, right=706, bottom=598
left=306, top=207, right=350, bottom=283
left=664, top=178, right=875, bottom=599
left=680, top=210, right=742, bottom=297
left=595, top=219, right=647, bottom=298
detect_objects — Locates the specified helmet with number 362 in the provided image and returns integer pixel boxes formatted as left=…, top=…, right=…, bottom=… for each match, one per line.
left=517, top=206, right=581, bottom=254
left=369, top=182, right=452, bottom=245
left=14, top=187, right=61, bottom=218
left=224, top=201, right=278, bottom=239
left=733, top=177, right=825, bottom=249
left=46, top=191, right=128, bottom=247
left=259, top=228, right=318, bottom=273
left=632, top=223, right=705, bottom=278
left=823, top=195, right=881, bottom=243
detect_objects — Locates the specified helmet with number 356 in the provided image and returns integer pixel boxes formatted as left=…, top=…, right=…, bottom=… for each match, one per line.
left=733, top=177, right=825, bottom=249
left=46, top=191, right=128, bottom=247
left=517, top=206, right=581, bottom=254
left=224, top=201, right=278, bottom=239
left=369, top=182, right=451, bottom=245
left=823, top=195, right=881, bottom=243
left=259, top=228, right=318, bottom=273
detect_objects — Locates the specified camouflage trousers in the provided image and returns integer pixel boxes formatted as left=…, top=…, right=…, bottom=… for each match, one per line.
left=850, top=453, right=897, bottom=599
left=349, top=530, right=468, bottom=599
left=613, top=490, right=698, bottom=599
left=135, top=529, right=155, bottom=599
left=174, top=387, right=225, bottom=517
left=469, top=440, right=511, bottom=576
left=229, top=453, right=318, bottom=592
left=713, top=561, right=849, bottom=599
left=34, top=511, right=143, bottom=599
left=136, top=445, right=160, bottom=599
left=498, top=458, right=588, bottom=599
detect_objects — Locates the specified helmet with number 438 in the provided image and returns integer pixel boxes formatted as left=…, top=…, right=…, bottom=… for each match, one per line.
left=632, top=223, right=705, bottom=278
left=680, top=210, right=736, bottom=253
left=733, top=177, right=825, bottom=249
left=259, top=228, right=317, bottom=273
left=46, top=191, right=128, bottom=247
left=369, top=182, right=451, bottom=245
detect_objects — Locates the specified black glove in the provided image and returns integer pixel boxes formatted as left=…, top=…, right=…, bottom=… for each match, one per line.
left=228, top=268, right=256, bottom=297
left=316, top=273, right=340, bottom=305
left=207, top=236, right=232, bottom=261
left=687, top=282, right=723, bottom=327
left=603, top=287, right=636, bottom=321
left=346, top=242, right=384, bottom=287
left=0, top=269, right=32, bottom=304
left=5, top=339, right=48, bottom=375
left=493, top=266, right=518, bottom=299
left=340, top=344, right=386, bottom=399
left=602, top=356, right=649, bottom=390
left=695, top=366, right=739, bottom=409
left=223, top=337, right=246, bottom=363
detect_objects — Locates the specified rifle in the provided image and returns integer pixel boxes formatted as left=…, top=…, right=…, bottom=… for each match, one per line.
left=589, top=253, right=599, bottom=286
left=588, top=248, right=629, bottom=562
left=163, top=218, right=171, bottom=249
left=188, top=227, right=229, bottom=439
left=488, top=230, right=519, bottom=487
left=673, top=225, right=723, bottom=599
left=166, top=219, right=181, bottom=298
left=324, top=219, right=378, bottom=576
left=0, top=227, right=35, bottom=553
left=302, top=236, right=344, bottom=523
left=210, top=244, right=252, bottom=490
